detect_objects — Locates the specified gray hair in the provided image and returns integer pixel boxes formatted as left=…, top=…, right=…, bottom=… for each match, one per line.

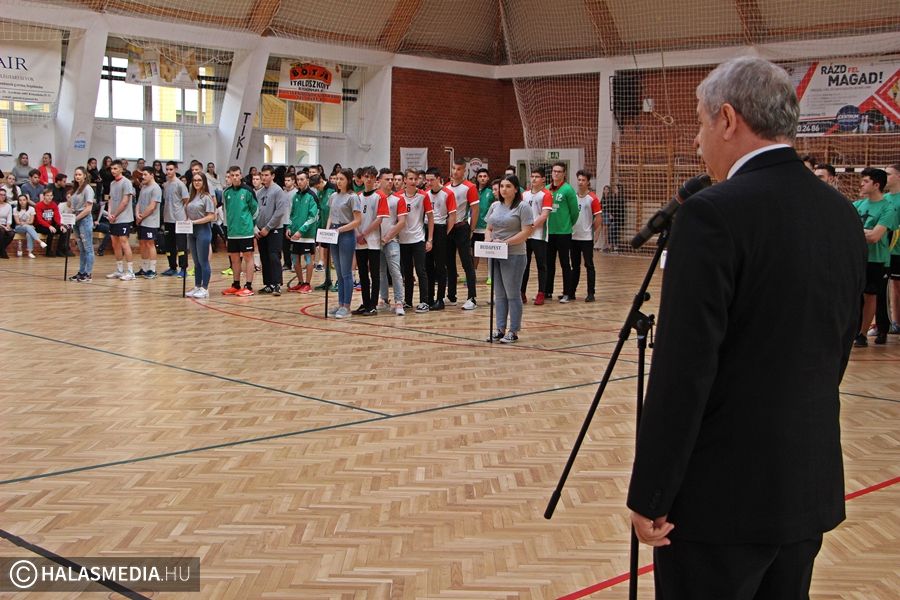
left=697, top=57, right=799, bottom=141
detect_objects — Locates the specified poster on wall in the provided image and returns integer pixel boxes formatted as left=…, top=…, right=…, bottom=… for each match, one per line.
left=276, top=60, right=342, bottom=104
left=783, top=56, right=900, bottom=136
left=126, top=45, right=199, bottom=89
left=0, top=40, right=61, bottom=104
left=465, top=158, right=488, bottom=180
left=400, top=148, right=428, bottom=171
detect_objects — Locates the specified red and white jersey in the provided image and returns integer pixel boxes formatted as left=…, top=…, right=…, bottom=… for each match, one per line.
left=425, top=186, right=457, bottom=226
left=356, top=189, right=389, bottom=249
left=573, top=192, right=602, bottom=241
left=380, top=193, right=408, bottom=241
left=397, top=190, right=433, bottom=244
left=447, top=180, right=478, bottom=223
left=524, top=188, right=553, bottom=241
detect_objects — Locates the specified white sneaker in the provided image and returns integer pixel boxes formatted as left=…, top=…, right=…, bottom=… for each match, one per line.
left=334, top=306, right=351, bottom=319
left=16, top=250, right=22, bottom=257
left=395, top=305, right=405, bottom=316
left=185, top=287, right=199, bottom=297
left=866, top=326, right=879, bottom=337
left=415, top=303, right=430, bottom=313
left=461, top=298, right=477, bottom=310
left=106, top=271, right=123, bottom=279
left=194, top=288, right=209, bottom=299
left=39, top=240, right=47, bottom=249
left=120, top=271, right=136, bottom=281
left=28, top=252, right=36, bottom=259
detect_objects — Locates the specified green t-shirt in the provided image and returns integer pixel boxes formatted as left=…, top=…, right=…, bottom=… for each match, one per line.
left=223, top=185, right=258, bottom=239
left=885, top=192, right=900, bottom=256
left=547, top=182, right=579, bottom=235
left=475, top=187, right=494, bottom=232
left=854, top=196, right=898, bottom=265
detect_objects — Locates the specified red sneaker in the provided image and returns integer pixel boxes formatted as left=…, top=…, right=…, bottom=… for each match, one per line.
left=235, top=288, right=254, bottom=297
left=299, top=283, right=312, bottom=293
left=534, top=292, right=545, bottom=306
left=288, top=284, right=304, bottom=292
left=222, top=286, right=240, bottom=296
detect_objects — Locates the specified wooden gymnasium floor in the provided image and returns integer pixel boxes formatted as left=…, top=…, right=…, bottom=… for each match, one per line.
left=0, top=247, right=897, bottom=600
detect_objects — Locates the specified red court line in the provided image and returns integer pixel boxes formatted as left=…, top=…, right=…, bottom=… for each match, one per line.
left=556, top=476, right=899, bottom=599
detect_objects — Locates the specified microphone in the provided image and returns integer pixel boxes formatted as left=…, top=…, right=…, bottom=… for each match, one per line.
left=630, top=174, right=712, bottom=249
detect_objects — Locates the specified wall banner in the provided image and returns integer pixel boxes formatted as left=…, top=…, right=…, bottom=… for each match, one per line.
left=126, top=45, right=200, bottom=89
left=400, top=147, right=428, bottom=171
left=0, top=40, right=61, bottom=104
left=784, top=56, right=900, bottom=136
left=276, top=60, right=342, bottom=104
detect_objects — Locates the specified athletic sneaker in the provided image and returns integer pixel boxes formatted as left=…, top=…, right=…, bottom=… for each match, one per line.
left=353, top=304, right=368, bottom=315
left=135, top=269, right=146, bottom=277
left=890, top=322, right=900, bottom=335
left=534, top=292, right=545, bottom=305
left=377, top=301, right=391, bottom=312
left=176, top=269, right=186, bottom=278
left=272, top=285, right=282, bottom=297
left=299, top=283, right=312, bottom=293
left=559, top=295, right=571, bottom=304
left=234, top=287, right=254, bottom=297
left=585, top=294, right=596, bottom=302
left=415, top=303, right=430, bottom=313
left=499, top=331, right=518, bottom=344
left=161, top=268, right=178, bottom=276
left=188, top=267, right=195, bottom=277
left=222, top=286, right=240, bottom=295
left=485, top=277, right=492, bottom=285
left=330, top=284, right=339, bottom=292
left=193, top=288, right=209, bottom=299
left=79, top=274, right=92, bottom=283
left=16, top=250, right=22, bottom=257
left=259, top=285, right=274, bottom=294
left=363, top=308, right=378, bottom=316
left=461, top=298, right=477, bottom=310
left=353, top=280, right=361, bottom=291
left=867, top=326, right=879, bottom=337
left=430, top=299, right=445, bottom=311
left=120, top=271, right=136, bottom=281
left=144, top=270, right=157, bottom=279
left=28, top=252, right=36, bottom=259
left=394, top=305, right=405, bottom=316
left=68, top=272, right=83, bottom=282
left=314, top=262, right=324, bottom=272
left=288, top=284, right=304, bottom=292
left=328, top=306, right=340, bottom=316
left=486, top=329, right=504, bottom=342
left=334, top=306, right=351, bottom=319
left=314, top=282, right=330, bottom=291
left=853, top=334, right=867, bottom=348
left=445, top=298, right=458, bottom=306
left=221, top=267, right=233, bottom=276
left=106, top=270, right=124, bottom=279
left=185, top=287, right=200, bottom=298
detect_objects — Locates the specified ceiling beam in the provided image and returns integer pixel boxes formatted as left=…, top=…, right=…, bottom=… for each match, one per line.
left=375, top=0, right=424, bottom=53
left=733, top=0, right=765, bottom=45
left=583, top=0, right=625, bottom=56
left=247, top=0, right=282, bottom=36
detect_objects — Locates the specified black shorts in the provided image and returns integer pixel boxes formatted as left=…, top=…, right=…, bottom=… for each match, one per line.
left=864, top=262, right=887, bottom=294
left=227, top=238, right=254, bottom=253
left=471, top=232, right=485, bottom=244
left=889, top=254, right=900, bottom=280
left=291, top=241, right=315, bottom=256
left=110, top=222, right=133, bottom=237
left=137, top=226, right=157, bottom=241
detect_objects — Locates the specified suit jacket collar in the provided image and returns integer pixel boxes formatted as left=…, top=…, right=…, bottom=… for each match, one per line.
left=731, top=146, right=801, bottom=178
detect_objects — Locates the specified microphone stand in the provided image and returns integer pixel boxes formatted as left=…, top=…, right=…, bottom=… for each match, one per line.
left=545, top=227, right=671, bottom=600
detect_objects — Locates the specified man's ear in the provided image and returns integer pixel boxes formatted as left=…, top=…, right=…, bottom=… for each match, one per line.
left=720, top=103, right=740, bottom=140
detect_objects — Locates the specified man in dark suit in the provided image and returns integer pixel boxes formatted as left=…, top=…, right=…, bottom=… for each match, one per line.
left=627, top=57, right=866, bottom=599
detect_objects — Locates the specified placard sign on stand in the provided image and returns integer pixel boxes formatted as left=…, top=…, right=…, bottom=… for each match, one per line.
left=175, top=221, right=193, bottom=297
left=316, top=229, right=338, bottom=317
left=60, top=214, right=77, bottom=280
left=474, top=242, right=508, bottom=342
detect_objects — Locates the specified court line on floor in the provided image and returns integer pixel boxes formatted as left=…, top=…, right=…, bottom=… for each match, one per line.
left=840, top=391, right=900, bottom=404
left=0, top=326, right=389, bottom=418
left=0, top=528, right=150, bottom=599
left=0, top=375, right=635, bottom=487
left=557, top=476, right=900, bottom=599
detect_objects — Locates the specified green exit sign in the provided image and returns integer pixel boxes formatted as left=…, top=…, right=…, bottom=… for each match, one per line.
left=548, top=151, right=560, bottom=159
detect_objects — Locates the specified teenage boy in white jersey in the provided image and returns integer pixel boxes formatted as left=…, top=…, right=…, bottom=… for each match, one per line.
left=521, top=168, right=553, bottom=305
left=398, top=169, right=434, bottom=313
left=105, top=160, right=136, bottom=280
left=446, top=158, right=479, bottom=310
left=354, top=166, right=389, bottom=314
left=572, top=170, right=603, bottom=302
left=161, top=161, right=189, bottom=277
left=379, top=175, right=407, bottom=316
left=135, top=169, right=162, bottom=278
left=424, top=167, right=457, bottom=310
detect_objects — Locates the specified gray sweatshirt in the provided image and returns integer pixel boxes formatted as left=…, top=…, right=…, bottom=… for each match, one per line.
left=255, top=182, right=289, bottom=230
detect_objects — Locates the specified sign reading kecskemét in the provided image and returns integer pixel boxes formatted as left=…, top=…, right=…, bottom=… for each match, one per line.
left=784, top=55, right=900, bottom=136
left=277, top=60, right=343, bottom=105
left=0, top=40, right=62, bottom=104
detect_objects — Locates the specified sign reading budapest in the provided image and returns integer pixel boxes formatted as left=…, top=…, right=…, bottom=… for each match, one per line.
left=784, top=56, right=900, bottom=136
left=277, top=61, right=342, bottom=105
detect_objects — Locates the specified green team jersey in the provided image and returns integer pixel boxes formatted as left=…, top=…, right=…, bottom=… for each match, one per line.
left=475, top=187, right=494, bottom=231
left=547, top=182, right=579, bottom=235
left=314, top=186, right=334, bottom=229
left=223, top=185, right=258, bottom=239
left=885, top=192, right=900, bottom=256
left=289, top=189, right=319, bottom=239
left=854, top=196, right=898, bottom=266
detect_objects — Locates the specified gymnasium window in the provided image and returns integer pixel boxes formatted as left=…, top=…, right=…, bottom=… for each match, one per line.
left=0, top=118, right=10, bottom=154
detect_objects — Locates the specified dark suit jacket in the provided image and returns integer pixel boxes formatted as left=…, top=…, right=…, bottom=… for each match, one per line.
left=627, top=147, right=866, bottom=544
